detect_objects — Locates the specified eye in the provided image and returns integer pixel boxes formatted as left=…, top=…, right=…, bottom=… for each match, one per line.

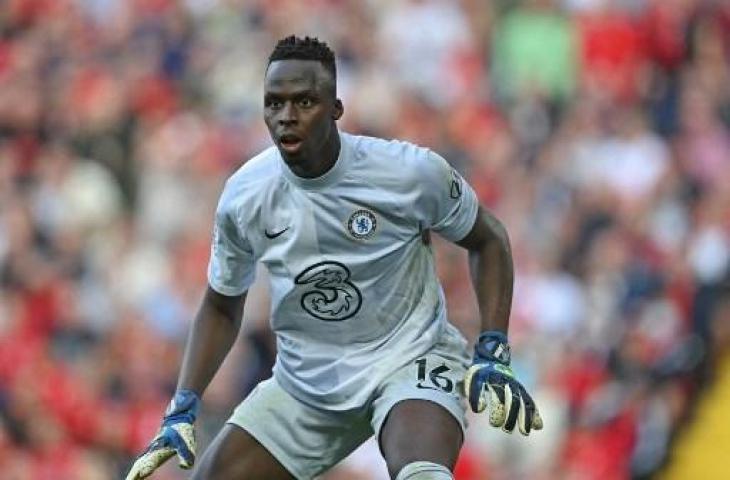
left=298, top=97, right=314, bottom=108
left=266, top=99, right=283, bottom=110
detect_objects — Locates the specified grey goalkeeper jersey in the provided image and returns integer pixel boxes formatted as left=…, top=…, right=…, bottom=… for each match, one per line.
left=208, top=132, right=479, bottom=410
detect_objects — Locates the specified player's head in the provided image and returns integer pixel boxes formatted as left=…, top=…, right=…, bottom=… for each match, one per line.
left=264, top=36, right=343, bottom=172
left=268, top=35, right=337, bottom=93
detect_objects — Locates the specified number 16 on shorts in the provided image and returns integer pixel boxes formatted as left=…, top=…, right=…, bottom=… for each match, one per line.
left=415, top=358, right=455, bottom=393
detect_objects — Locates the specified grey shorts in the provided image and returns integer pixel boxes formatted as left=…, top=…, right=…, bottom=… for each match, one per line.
left=227, top=324, right=470, bottom=480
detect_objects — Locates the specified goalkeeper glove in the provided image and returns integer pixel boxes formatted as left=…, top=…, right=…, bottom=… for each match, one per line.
left=125, top=389, right=200, bottom=480
left=464, top=331, right=543, bottom=435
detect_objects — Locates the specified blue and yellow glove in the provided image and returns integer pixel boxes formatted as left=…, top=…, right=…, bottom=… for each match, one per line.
left=464, top=331, right=543, bottom=435
left=125, top=390, right=200, bottom=480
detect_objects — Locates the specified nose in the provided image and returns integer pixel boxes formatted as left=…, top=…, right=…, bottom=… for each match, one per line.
left=278, top=102, right=298, bottom=125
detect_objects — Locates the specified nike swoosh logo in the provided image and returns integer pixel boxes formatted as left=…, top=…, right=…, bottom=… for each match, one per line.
left=264, top=227, right=289, bottom=239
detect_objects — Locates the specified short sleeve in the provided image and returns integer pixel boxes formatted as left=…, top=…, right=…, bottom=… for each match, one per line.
left=207, top=199, right=256, bottom=296
left=418, top=150, right=479, bottom=242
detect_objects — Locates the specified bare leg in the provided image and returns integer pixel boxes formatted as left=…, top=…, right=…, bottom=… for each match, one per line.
left=191, top=424, right=295, bottom=480
left=380, top=400, right=463, bottom=479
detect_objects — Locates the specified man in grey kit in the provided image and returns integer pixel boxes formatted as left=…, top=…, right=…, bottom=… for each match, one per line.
left=126, top=35, right=542, bottom=480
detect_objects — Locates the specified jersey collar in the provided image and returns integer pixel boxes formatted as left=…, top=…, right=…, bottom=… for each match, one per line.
left=279, top=132, right=352, bottom=190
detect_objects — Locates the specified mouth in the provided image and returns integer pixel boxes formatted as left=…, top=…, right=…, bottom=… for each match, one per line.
left=278, top=133, right=303, bottom=155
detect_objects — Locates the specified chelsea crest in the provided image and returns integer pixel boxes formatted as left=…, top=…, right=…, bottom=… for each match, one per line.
left=347, top=209, right=377, bottom=239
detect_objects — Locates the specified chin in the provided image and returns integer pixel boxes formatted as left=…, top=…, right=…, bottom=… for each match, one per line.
left=279, top=148, right=303, bottom=162
left=280, top=150, right=311, bottom=171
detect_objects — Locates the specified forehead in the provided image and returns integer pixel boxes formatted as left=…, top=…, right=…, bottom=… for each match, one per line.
left=264, top=59, right=331, bottom=93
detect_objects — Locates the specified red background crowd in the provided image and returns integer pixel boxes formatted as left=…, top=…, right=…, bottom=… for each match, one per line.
left=1, top=0, right=729, bottom=479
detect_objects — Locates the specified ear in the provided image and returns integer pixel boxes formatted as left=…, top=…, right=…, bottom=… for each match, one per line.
left=333, top=99, right=344, bottom=120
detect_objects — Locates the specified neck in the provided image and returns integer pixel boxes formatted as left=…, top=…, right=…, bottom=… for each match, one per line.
left=290, top=130, right=341, bottom=179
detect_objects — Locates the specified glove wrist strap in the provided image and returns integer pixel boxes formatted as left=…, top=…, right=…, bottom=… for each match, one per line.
left=163, top=389, right=200, bottom=425
left=475, top=330, right=511, bottom=365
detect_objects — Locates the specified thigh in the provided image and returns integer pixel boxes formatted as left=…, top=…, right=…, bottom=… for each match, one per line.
left=380, top=399, right=463, bottom=479
left=372, top=324, right=470, bottom=478
left=191, top=423, right=295, bottom=480
left=227, top=378, right=373, bottom=479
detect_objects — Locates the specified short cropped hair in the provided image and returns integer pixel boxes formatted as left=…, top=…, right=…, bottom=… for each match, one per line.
left=268, top=35, right=337, bottom=83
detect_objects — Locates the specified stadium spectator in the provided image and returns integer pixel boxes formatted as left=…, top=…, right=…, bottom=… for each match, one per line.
left=0, top=1, right=728, bottom=478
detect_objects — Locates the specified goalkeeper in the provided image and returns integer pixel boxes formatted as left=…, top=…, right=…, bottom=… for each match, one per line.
left=126, top=35, right=541, bottom=480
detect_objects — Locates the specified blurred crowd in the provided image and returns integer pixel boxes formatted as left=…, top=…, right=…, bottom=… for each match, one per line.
left=1, top=0, right=729, bottom=479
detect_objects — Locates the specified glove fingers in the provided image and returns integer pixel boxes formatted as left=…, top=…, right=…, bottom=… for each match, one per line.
left=126, top=446, right=175, bottom=480
left=517, top=391, right=534, bottom=436
left=466, top=361, right=543, bottom=434
left=532, top=408, right=544, bottom=430
left=487, top=383, right=506, bottom=428
left=465, top=365, right=486, bottom=413
left=501, top=383, right=520, bottom=433
left=177, top=451, right=194, bottom=469
left=125, top=460, right=143, bottom=480
left=169, top=423, right=197, bottom=468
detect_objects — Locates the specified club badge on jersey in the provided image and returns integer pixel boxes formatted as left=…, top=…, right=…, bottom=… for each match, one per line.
left=347, top=209, right=377, bottom=239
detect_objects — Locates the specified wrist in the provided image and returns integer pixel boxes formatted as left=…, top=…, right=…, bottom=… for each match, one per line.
left=163, top=389, right=201, bottom=424
left=474, top=330, right=511, bottom=365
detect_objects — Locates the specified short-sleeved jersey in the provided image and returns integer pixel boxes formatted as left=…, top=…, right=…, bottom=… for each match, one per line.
left=208, top=132, right=479, bottom=410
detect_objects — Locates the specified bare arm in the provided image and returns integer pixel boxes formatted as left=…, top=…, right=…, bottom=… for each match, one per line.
left=176, top=286, right=247, bottom=396
left=456, top=206, right=514, bottom=335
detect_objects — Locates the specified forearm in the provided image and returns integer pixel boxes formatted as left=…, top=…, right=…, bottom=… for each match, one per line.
left=460, top=209, right=514, bottom=335
left=462, top=214, right=542, bottom=434
left=470, top=244, right=513, bottom=334
left=176, top=287, right=246, bottom=395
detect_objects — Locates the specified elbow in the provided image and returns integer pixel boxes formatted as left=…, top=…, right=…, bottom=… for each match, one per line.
left=457, top=208, right=511, bottom=253
left=488, top=215, right=510, bottom=249
left=202, top=286, right=246, bottom=328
